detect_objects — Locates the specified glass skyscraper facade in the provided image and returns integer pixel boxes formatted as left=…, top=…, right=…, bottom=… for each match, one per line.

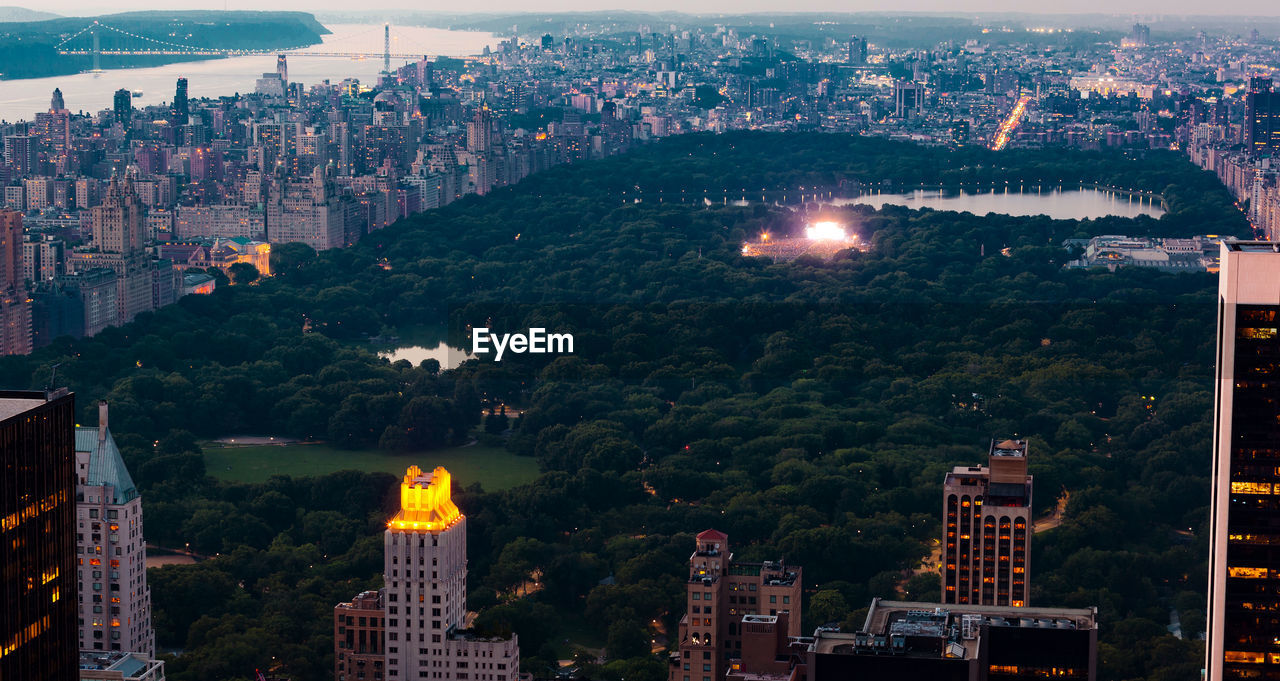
left=1210, top=242, right=1280, bottom=680
left=0, top=389, right=77, bottom=681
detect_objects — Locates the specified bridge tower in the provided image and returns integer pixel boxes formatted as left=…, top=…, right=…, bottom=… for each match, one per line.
left=91, top=21, right=100, bottom=72
left=383, top=23, right=391, bottom=74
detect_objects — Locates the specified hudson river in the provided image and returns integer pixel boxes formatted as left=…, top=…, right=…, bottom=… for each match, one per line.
left=0, top=24, right=497, bottom=122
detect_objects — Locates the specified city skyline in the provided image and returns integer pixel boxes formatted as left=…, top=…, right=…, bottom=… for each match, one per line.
left=10, top=3, right=1280, bottom=17
left=0, top=3, right=1264, bottom=679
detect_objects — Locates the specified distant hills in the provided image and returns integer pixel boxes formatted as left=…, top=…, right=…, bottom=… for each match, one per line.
left=0, top=5, right=59, bottom=22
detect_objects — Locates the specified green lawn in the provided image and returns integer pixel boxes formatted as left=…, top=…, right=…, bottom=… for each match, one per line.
left=202, top=442, right=540, bottom=490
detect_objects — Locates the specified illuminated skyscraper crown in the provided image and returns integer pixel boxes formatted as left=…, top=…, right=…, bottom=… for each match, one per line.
left=388, top=465, right=462, bottom=532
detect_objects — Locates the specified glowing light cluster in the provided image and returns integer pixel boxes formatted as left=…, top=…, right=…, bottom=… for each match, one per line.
left=992, top=95, right=1032, bottom=151
left=805, top=221, right=849, bottom=241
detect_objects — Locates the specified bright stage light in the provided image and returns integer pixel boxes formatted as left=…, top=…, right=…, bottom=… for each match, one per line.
left=805, top=221, right=847, bottom=240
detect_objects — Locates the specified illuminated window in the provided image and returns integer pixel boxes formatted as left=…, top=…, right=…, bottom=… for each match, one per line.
left=1229, top=567, right=1269, bottom=579
left=1225, top=651, right=1266, bottom=664
left=1239, top=328, right=1278, bottom=340
left=1232, top=482, right=1273, bottom=495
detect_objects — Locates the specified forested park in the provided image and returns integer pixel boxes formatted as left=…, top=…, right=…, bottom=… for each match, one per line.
left=0, top=132, right=1245, bottom=681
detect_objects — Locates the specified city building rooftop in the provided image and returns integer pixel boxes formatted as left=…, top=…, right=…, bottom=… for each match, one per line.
left=78, top=651, right=163, bottom=681
left=0, top=390, right=53, bottom=421
left=990, top=439, right=1027, bottom=457
left=1223, top=240, right=1280, bottom=252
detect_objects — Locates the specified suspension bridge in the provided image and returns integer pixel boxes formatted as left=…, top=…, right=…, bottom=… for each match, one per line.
left=55, top=21, right=442, bottom=73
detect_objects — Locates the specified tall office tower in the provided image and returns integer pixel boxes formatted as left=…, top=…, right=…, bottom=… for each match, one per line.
left=1245, top=76, right=1280, bottom=157
left=113, top=89, right=132, bottom=132
left=172, top=78, right=189, bottom=123
left=942, top=439, right=1032, bottom=607
left=847, top=36, right=867, bottom=65
left=0, top=210, right=32, bottom=355
left=668, top=530, right=803, bottom=681
left=1123, top=23, right=1150, bottom=47
left=0, top=389, right=78, bottom=681
left=383, top=466, right=520, bottom=680
left=74, top=401, right=153, bottom=656
left=277, top=54, right=289, bottom=85
left=894, top=80, right=925, bottom=118
left=1206, top=241, right=1280, bottom=680
left=50, top=87, right=65, bottom=111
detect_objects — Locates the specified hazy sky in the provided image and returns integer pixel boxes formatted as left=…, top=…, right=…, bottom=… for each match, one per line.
left=20, top=0, right=1280, bottom=17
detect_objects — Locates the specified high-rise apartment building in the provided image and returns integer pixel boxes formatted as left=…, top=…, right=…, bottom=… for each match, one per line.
left=668, top=530, right=803, bottom=681
left=1207, top=241, right=1280, bottom=680
left=81, top=175, right=153, bottom=326
left=1245, top=76, right=1280, bottom=157
left=942, top=439, right=1032, bottom=608
left=335, top=466, right=520, bottom=681
left=847, top=36, right=867, bottom=65
left=37, top=89, right=71, bottom=161
left=24, top=235, right=66, bottom=284
left=91, top=176, right=145, bottom=256
left=467, top=108, right=493, bottom=153
left=266, top=166, right=345, bottom=251
left=4, top=135, right=38, bottom=180
left=113, top=89, right=132, bottom=132
left=0, top=210, right=33, bottom=355
left=74, top=401, right=153, bottom=656
left=335, top=591, right=386, bottom=681
left=172, top=78, right=189, bottom=123
left=0, top=389, right=78, bottom=681
left=894, top=80, right=925, bottom=118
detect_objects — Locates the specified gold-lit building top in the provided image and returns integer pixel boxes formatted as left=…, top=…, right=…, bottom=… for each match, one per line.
left=387, top=465, right=462, bottom=532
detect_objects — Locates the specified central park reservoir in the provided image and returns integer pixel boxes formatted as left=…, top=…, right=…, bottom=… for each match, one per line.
left=678, top=186, right=1166, bottom=221
left=839, top=187, right=1165, bottom=220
